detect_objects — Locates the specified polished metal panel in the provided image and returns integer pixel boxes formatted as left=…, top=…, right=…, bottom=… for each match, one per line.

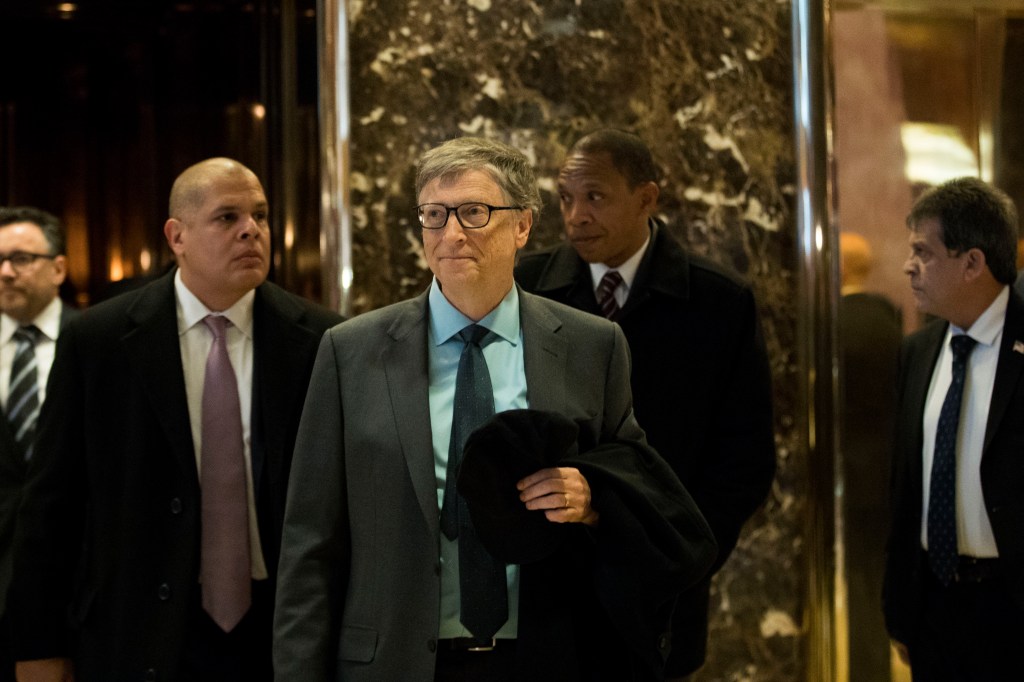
left=792, top=0, right=842, bottom=680
left=317, top=0, right=353, bottom=316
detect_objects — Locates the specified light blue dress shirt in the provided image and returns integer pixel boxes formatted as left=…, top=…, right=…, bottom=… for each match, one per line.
left=427, top=279, right=528, bottom=639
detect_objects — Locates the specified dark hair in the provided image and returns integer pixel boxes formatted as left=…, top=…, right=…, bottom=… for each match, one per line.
left=907, top=177, right=1019, bottom=284
left=569, top=128, right=660, bottom=187
left=416, top=137, right=542, bottom=226
left=0, top=206, right=67, bottom=255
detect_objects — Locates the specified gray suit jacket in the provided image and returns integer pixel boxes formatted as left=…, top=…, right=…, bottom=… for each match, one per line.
left=274, top=287, right=711, bottom=681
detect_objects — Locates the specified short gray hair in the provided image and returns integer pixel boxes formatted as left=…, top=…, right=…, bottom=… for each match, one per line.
left=415, top=137, right=542, bottom=225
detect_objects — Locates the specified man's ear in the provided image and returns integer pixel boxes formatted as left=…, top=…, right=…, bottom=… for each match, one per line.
left=164, top=218, right=185, bottom=255
left=50, top=255, right=68, bottom=286
left=514, top=210, right=533, bottom=250
left=962, top=247, right=987, bottom=282
left=638, top=181, right=659, bottom=214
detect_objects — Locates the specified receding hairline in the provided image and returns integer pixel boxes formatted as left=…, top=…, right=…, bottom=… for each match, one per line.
left=168, top=157, right=261, bottom=219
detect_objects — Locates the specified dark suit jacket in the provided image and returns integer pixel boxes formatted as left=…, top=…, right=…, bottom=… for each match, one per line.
left=0, top=303, right=78, bottom=620
left=9, top=271, right=341, bottom=681
left=273, top=287, right=717, bottom=681
left=515, top=221, right=776, bottom=675
left=883, top=288, right=1024, bottom=645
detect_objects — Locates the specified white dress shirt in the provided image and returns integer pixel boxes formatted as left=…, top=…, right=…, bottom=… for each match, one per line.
left=920, top=286, right=1007, bottom=558
left=1, top=297, right=64, bottom=409
left=588, top=229, right=651, bottom=308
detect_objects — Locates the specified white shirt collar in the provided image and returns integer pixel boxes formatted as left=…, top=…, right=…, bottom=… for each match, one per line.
left=1, top=296, right=63, bottom=344
left=588, top=228, right=651, bottom=294
left=950, top=285, right=1009, bottom=347
left=173, top=269, right=255, bottom=338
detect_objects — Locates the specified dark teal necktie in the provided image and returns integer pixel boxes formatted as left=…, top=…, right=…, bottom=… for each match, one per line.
left=439, top=324, right=508, bottom=641
left=927, top=333, right=977, bottom=586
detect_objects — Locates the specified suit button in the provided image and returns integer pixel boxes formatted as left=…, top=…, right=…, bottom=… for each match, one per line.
left=169, top=498, right=182, bottom=515
left=157, top=583, right=171, bottom=601
left=658, top=634, right=669, bottom=651
left=428, top=638, right=437, bottom=653
left=144, top=668, right=157, bottom=681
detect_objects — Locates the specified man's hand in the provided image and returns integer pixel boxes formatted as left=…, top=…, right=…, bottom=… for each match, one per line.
left=517, top=467, right=599, bottom=526
left=16, top=658, right=74, bottom=682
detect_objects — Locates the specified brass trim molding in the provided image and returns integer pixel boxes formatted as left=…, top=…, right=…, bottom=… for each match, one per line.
left=318, top=0, right=353, bottom=316
left=792, top=0, right=843, bottom=679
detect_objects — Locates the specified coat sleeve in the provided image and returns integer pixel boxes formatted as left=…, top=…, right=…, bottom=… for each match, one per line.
left=273, top=330, right=351, bottom=681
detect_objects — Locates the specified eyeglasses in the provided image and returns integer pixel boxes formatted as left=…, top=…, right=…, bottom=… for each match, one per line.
left=416, top=203, right=524, bottom=230
left=0, top=251, right=57, bottom=273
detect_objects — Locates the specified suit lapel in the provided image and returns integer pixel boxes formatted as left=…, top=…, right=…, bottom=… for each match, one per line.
left=531, top=245, right=599, bottom=316
left=983, top=290, right=1024, bottom=453
left=519, top=289, right=568, bottom=414
left=903, top=321, right=947, bottom=492
left=381, top=293, right=439, bottom=534
left=251, top=282, right=316, bottom=494
left=121, top=273, right=196, bottom=482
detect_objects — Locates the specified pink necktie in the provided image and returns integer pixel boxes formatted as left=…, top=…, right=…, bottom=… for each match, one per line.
left=596, top=270, right=623, bottom=320
left=200, top=315, right=251, bottom=632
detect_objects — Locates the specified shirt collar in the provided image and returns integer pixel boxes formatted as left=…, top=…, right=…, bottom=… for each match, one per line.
left=174, top=269, right=255, bottom=338
left=427, top=278, right=521, bottom=346
left=588, top=227, right=651, bottom=293
left=1, top=297, right=63, bottom=344
left=950, top=285, right=1009, bottom=348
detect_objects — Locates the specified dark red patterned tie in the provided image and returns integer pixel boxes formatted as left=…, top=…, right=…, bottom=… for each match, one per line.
left=596, top=270, right=623, bottom=320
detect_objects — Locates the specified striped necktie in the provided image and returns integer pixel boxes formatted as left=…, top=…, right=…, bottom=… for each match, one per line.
left=596, top=270, right=623, bottom=320
left=7, top=325, right=42, bottom=460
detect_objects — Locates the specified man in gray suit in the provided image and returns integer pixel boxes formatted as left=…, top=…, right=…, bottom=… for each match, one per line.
left=274, top=137, right=716, bottom=681
left=0, top=207, right=77, bottom=682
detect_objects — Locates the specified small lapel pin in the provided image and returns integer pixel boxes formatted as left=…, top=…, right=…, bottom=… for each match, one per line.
left=1014, top=340, right=1024, bottom=355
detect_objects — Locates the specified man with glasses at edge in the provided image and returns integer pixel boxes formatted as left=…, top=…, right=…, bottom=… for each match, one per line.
left=274, top=136, right=716, bottom=681
left=0, top=207, right=77, bottom=682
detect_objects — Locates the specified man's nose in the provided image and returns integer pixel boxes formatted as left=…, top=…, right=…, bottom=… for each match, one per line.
left=562, top=200, right=587, bottom=225
left=238, top=215, right=260, bottom=240
left=441, top=212, right=467, bottom=241
left=0, top=258, right=17, bottom=278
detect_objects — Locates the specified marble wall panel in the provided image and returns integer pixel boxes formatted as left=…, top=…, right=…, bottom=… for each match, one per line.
left=347, top=1, right=802, bottom=679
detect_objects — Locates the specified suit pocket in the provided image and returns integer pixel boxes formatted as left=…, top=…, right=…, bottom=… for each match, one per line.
left=337, top=624, right=378, bottom=663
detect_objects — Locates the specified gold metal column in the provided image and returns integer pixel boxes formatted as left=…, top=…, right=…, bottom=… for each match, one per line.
left=317, top=0, right=353, bottom=316
left=792, top=0, right=843, bottom=680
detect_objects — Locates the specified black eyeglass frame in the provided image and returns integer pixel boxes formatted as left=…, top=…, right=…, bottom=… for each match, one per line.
left=416, top=202, right=525, bottom=230
left=0, top=251, right=57, bottom=272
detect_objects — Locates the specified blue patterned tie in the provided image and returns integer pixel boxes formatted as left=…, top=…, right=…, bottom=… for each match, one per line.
left=927, top=334, right=976, bottom=586
left=439, top=324, right=508, bottom=641
left=7, top=325, right=42, bottom=460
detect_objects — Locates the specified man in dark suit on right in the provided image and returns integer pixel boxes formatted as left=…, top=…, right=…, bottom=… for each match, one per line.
left=516, top=129, right=776, bottom=679
left=884, top=176, right=1024, bottom=680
